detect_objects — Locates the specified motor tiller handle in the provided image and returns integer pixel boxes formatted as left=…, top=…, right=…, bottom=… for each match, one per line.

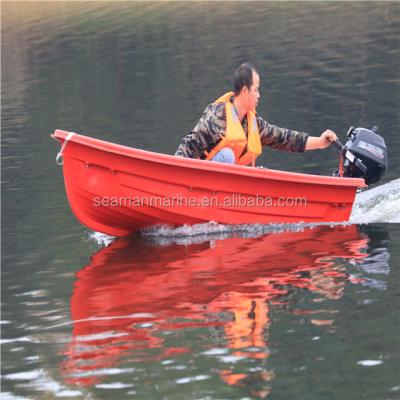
left=332, top=139, right=344, bottom=151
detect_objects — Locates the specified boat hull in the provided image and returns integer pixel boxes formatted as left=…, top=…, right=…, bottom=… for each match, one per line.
left=52, top=130, right=366, bottom=236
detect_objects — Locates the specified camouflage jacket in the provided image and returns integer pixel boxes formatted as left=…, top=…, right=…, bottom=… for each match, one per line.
left=175, top=101, right=309, bottom=159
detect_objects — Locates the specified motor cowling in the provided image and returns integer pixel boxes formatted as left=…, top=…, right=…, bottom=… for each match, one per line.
left=339, top=126, right=387, bottom=185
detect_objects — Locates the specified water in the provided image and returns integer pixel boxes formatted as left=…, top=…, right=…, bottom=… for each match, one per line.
left=351, top=178, right=400, bottom=223
left=2, top=2, right=399, bottom=399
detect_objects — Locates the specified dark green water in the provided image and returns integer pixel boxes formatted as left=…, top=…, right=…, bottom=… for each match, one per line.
left=2, top=2, right=399, bottom=399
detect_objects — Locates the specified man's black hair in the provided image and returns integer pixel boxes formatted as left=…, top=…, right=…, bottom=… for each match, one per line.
left=233, top=62, right=258, bottom=96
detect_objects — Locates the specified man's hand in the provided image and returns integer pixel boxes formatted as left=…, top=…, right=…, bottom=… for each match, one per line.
left=305, top=129, right=338, bottom=150
left=319, top=130, right=337, bottom=148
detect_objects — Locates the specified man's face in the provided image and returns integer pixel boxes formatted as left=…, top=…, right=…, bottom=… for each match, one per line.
left=244, top=71, right=260, bottom=111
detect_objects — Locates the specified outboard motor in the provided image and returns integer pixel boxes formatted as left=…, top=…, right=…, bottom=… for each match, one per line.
left=333, top=126, right=387, bottom=185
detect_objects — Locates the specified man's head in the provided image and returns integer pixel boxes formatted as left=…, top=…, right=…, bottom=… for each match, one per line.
left=233, top=62, right=260, bottom=111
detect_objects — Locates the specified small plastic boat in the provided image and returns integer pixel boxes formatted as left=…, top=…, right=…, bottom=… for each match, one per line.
left=52, top=129, right=367, bottom=236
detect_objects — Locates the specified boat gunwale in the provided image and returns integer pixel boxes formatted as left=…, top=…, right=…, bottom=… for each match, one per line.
left=52, top=129, right=367, bottom=188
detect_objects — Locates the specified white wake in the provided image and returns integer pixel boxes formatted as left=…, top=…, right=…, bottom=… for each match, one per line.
left=350, top=178, right=400, bottom=224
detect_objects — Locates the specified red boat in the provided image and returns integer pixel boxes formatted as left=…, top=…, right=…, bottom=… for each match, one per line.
left=52, top=129, right=366, bottom=236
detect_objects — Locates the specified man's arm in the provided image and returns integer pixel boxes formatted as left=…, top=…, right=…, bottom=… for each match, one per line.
left=257, top=116, right=309, bottom=152
left=257, top=116, right=337, bottom=152
left=175, top=103, right=226, bottom=159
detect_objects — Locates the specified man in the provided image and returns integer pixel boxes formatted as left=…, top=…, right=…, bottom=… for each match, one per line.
left=175, top=62, right=337, bottom=166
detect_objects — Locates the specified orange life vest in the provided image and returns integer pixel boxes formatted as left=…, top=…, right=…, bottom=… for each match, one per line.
left=205, top=92, right=262, bottom=167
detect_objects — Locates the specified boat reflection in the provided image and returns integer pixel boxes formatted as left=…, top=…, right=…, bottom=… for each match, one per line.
left=61, top=225, right=368, bottom=392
